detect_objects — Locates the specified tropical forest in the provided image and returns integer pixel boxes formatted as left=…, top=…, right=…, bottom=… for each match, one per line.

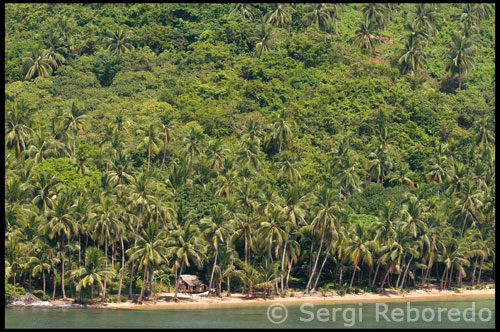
left=4, top=3, right=495, bottom=306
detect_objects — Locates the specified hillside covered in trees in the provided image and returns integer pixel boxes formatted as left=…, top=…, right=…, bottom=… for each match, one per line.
left=5, top=3, right=495, bottom=303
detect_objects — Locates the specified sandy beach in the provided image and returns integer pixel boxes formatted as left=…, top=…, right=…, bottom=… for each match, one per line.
left=104, top=287, right=495, bottom=310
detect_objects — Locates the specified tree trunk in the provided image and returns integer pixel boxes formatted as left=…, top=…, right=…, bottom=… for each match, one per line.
left=280, top=234, right=289, bottom=293
left=52, top=267, right=57, bottom=300
left=471, top=256, right=478, bottom=286
left=477, top=255, right=484, bottom=284
left=349, top=262, right=358, bottom=289
left=207, top=247, right=218, bottom=297
left=137, top=262, right=148, bottom=304
left=68, top=254, right=74, bottom=298
left=147, top=141, right=151, bottom=171
left=174, top=261, right=184, bottom=301
left=461, top=213, right=468, bottom=237
left=42, top=269, right=46, bottom=297
left=306, top=225, right=326, bottom=293
left=91, top=281, right=94, bottom=301
left=313, top=240, right=333, bottom=291
left=103, top=234, right=108, bottom=301
left=117, top=236, right=125, bottom=303
left=285, top=256, right=293, bottom=290
left=371, top=261, right=381, bottom=287
left=400, top=256, right=413, bottom=289
left=60, top=235, right=66, bottom=300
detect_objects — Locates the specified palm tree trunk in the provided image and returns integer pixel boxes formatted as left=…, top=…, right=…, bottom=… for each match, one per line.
left=73, top=131, right=76, bottom=157
left=128, top=224, right=140, bottom=299
left=147, top=141, right=151, bottom=171
left=338, top=259, right=344, bottom=288
left=226, top=275, right=231, bottom=297
left=400, top=256, right=413, bottom=289
left=380, top=261, right=394, bottom=289
left=52, top=267, right=57, bottom=300
left=138, top=262, right=148, bottom=304
left=207, top=247, right=218, bottom=297
left=68, top=254, right=74, bottom=298
left=174, top=261, right=185, bottom=301
left=103, top=234, right=108, bottom=300
left=313, top=240, right=333, bottom=291
left=42, top=269, right=46, bottom=297
left=371, top=261, right=381, bottom=287
left=477, top=255, right=484, bottom=284
left=471, top=256, right=478, bottom=286
left=91, top=281, right=94, bottom=301
left=60, top=235, right=66, bottom=300
left=461, top=213, right=468, bottom=237
left=117, top=236, right=125, bottom=303
left=285, top=256, right=293, bottom=290
left=280, top=234, right=289, bottom=293
left=448, top=264, right=454, bottom=286
left=306, top=225, right=326, bottom=292
left=349, top=262, right=359, bottom=289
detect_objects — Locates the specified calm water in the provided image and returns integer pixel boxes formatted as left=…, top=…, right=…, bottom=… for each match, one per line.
left=5, top=298, right=495, bottom=329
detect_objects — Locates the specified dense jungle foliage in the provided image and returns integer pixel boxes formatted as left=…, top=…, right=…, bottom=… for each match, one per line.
left=5, top=3, right=495, bottom=303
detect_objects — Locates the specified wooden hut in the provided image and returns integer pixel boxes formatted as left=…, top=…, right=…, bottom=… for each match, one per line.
left=177, top=274, right=208, bottom=293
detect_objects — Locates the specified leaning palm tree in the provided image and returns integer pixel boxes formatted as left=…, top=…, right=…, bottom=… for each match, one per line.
left=351, top=18, right=379, bottom=55
left=445, top=33, right=476, bottom=90
left=71, top=247, right=115, bottom=302
left=22, top=49, right=53, bottom=80
left=104, top=29, right=133, bottom=54
left=328, top=3, right=345, bottom=35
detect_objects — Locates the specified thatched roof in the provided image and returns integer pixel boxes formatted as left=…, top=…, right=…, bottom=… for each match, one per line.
left=179, top=274, right=206, bottom=287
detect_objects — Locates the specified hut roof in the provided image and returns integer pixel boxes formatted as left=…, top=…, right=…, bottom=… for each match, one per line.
left=179, top=274, right=206, bottom=287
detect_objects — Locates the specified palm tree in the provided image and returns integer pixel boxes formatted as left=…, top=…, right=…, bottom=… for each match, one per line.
left=345, top=222, right=378, bottom=289
left=351, top=19, right=379, bottom=55
left=279, top=159, right=301, bottom=184
left=104, top=29, right=133, bottom=54
left=234, top=263, right=262, bottom=298
left=127, top=221, right=169, bottom=304
left=446, top=33, right=476, bottom=90
left=472, top=3, right=494, bottom=21
left=43, top=32, right=66, bottom=70
left=64, top=101, right=87, bottom=157
left=200, top=204, right=232, bottom=296
left=425, top=144, right=449, bottom=199
left=265, top=116, right=292, bottom=153
left=5, top=100, right=33, bottom=158
left=22, top=49, right=53, bottom=80
left=71, top=247, right=115, bottom=302
left=265, top=3, right=293, bottom=34
left=109, top=150, right=133, bottom=196
left=455, top=179, right=483, bottom=237
left=183, top=127, right=204, bottom=172
left=40, top=190, right=77, bottom=300
left=207, top=139, right=229, bottom=176
left=388, top=165, right=415, bottom=211
left=303, top=3, right=332, bottom=32
left=398, top=33, right=426, bottom=76
left=253, top=23, right=274, bottom=58
left=410, top=4, right=440, bottom=37
left=229, top=3, right=256, bottom=20
left=139, top=124, right=161, bottom=171
left=168, top=222, right=205, bottom=301
left=159, top=115, right=175, bottom=170
left=328, top=3, right=345, bottom=35
left=362, top=3, right=387, bottom=30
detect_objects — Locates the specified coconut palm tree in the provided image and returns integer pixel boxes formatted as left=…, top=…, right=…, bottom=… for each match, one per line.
left=344, top=222, right=378, bottom=289
left=65, top=102, right=87, bottom=158
left=388, top=165, right=415, bottom=211
left=42, top=32, right=66, bottom=70
left=398, top=33, right=426, bottom=76
left=71, top=247, right=115, bottom=302
left=425, top=145, right=449, bottom=199
left=410, top=3, right=440, bottom=37
left=265, top=3, right=293, bottom=34
left=109, top=150, right=134, bottom=196
left=303, top=3, right=332, bottom=32
left=200, top=204, right=233, bottom=296
left=234, top=263, right=262, bottom=298
left=183, top=127, right=204, bottom=172
left=159, top=116, right=176, bottom=170
left=104, top=29, right=133, bottom=54
left=328, top=3, right=345, bottom=35
left=22, top=49, right=53, bottom=80
left=168, top=222, right=205, bottom=301
left=362, top=3, right=387, bottom=30
left=446, top=33, right=476, bottom=90
left=351, top=18, right=379, bottom=55
left=127, top=221, right=169, bottom=304
left=252, top=23, right=274, bottom=58
left=5, top=100, right=33, bottom=158
left=229, top=3, right=256, bottom=20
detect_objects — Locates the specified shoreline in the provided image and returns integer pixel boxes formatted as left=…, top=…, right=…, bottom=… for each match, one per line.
left=9, top=287, right=493, bottom=310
